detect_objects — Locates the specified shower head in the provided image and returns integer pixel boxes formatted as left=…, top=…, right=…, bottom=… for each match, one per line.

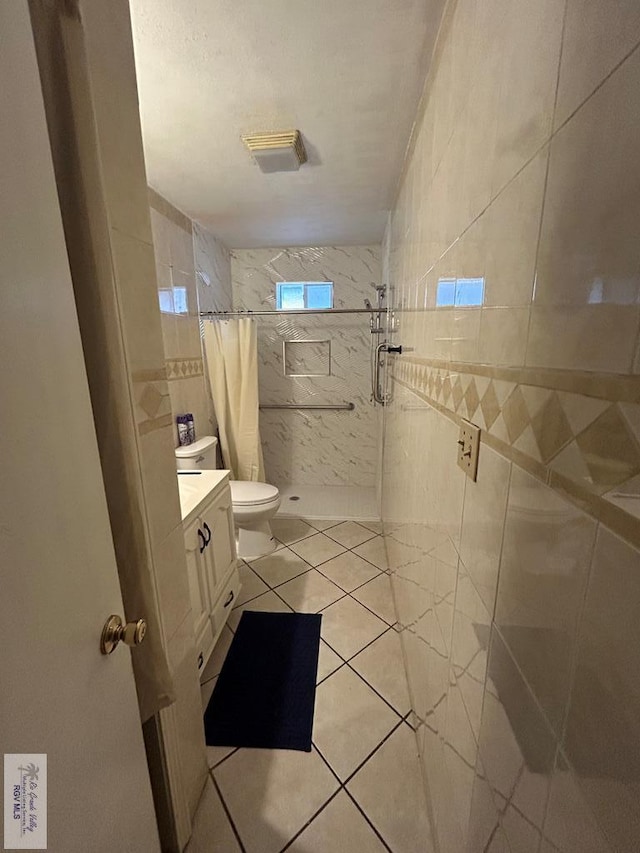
left=364, top=298, right=373, bottom=310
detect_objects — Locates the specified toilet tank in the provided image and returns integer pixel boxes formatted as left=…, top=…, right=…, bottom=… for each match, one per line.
left=175, top=435, right=218, bottom=470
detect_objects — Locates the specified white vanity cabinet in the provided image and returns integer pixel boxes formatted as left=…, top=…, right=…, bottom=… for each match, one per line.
left=177, top=471, right=241, bottom=674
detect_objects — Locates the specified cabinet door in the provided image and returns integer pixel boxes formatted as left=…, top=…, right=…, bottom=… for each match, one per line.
left=183, top=517, right=211, bottom=643
left=200, top=487, right=237, bottom=604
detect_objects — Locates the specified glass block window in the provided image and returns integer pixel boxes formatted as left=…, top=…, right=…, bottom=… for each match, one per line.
left=276, top=282, right=333, bottom=310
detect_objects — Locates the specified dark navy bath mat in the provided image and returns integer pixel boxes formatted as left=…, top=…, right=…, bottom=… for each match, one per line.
left=204, top=611, right=321, bottom=752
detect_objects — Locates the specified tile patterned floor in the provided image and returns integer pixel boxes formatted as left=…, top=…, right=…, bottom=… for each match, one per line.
left=189, top=518, right=433, bottom=853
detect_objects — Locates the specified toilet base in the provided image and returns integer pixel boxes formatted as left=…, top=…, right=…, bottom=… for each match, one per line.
left=236, top=520, right=278, bottom=560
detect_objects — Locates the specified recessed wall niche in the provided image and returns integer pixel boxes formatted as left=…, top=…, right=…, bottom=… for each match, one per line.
left=283, top=339, right=332, bottom=377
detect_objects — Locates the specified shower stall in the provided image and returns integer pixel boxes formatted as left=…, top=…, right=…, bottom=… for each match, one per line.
left=200, top=245, right=390, bottom=520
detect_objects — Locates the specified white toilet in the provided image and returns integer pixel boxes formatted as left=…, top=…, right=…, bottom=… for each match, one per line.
left=175, top=435, right=281, bottom=559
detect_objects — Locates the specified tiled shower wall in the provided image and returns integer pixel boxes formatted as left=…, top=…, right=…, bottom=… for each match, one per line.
left=149, top=191, right=233, bottom=446
left=231, top=247, right=381, bottom=488
left=383, top=1, right=640, bottom=851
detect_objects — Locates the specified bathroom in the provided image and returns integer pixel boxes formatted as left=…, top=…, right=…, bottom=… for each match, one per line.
left=3, top=0, right=640, bottom=852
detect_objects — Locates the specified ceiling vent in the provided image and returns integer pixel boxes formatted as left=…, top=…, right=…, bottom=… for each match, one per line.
left=241, top=130, right=307, bottom=173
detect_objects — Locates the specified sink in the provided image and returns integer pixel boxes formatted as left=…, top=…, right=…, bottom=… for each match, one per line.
left=176, top=469, right=230, bottom=523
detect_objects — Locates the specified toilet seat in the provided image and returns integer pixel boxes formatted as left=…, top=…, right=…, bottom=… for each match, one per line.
left=230, top=480, right=280, bottom=507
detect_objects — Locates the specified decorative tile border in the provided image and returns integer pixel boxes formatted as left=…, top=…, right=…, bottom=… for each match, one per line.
left=394, top=356, right=640, bottom=549
left=165, top=357, right=204, bottom=380
left=399, top=353, right=640, bottom=403
left=131, top=367, right=168, bottom=382
left=133, top=377, right=173, bottom=436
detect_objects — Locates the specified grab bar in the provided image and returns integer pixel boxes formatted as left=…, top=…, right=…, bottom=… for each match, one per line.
left=373, top=343, right=405, bottom=406
left=259, top=402, right=355, bottom=411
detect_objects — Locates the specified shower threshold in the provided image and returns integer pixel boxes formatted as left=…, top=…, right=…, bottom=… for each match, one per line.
left=276, top=484, right=379, bottom=521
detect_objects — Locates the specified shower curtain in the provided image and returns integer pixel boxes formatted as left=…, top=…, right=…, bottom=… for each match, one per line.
left=203, top=318, right=265, bottom=481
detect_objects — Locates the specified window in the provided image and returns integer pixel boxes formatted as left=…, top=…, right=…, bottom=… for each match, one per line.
left=436, top=276, right=485, bottom=307
left=276, top=282, right=333, bottom=310
left=157, top=287, right=188, bottom=314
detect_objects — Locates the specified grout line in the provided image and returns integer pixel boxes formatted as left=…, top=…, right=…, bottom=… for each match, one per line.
left=311, top=744, right=394, bottom=853
left=334, top=622, right=390, bottom=665
left=209, top=771, right=247, bottom=853
left=482, top=821, right=502, bottom=853
left=323, top=530, right=379, bottom=550
left=207, top=745, right=239, bottom=771
left=551, top=36, right=640, bottom=141
left=522, top=0, right=568, bottom=367
left=343, top=789, right=394, bottom=853
left=277, top=786, right=342, bottom=853
left=341, top=717, right=406, bottom=787
left=317, top=635, right=347, bottom=663
left=345, top=655, right=406, bottom=721
left=315, top=660, right=346, bottom=687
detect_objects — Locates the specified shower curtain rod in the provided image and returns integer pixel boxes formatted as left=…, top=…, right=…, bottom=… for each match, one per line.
left=199, top=308, right=386, bottom=318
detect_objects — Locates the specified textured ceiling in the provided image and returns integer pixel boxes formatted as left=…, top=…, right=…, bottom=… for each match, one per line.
left=130, top=0, right=445, bottom=248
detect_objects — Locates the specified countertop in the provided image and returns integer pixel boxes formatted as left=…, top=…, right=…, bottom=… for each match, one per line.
left=176, top=469, right=230, bottom=523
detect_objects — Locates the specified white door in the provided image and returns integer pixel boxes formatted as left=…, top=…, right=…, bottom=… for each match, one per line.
left=0, top=4, right=160, bottom=852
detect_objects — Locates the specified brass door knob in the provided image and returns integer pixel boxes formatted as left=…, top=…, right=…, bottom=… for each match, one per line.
left=100, top=615, right=147, bottom=655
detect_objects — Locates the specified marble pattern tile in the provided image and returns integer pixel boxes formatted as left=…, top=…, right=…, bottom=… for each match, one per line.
left=231, top=246, right=381, bottom=488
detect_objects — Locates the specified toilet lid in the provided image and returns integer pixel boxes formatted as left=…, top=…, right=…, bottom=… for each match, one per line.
left=230, top=480, right=280, bottom=506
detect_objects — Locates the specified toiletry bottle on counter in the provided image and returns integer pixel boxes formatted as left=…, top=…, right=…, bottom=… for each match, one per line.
left=186, top=413, right=195, bottom=443
left=177, top=414, right=190, bottom=446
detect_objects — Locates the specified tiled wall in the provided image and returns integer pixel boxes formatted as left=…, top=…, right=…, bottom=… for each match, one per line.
left=231, top=247, right=381, bottom=487
left=195, top=222, right=233, bottom=315
left=149, top=191, right=223, bottom=446
left=382, top=1, right=640, bottom=850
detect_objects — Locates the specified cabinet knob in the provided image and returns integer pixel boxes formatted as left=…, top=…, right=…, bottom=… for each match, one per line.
left=203, top=522, right=212, bottom=545
left=198, top=528, right=206, bottom=553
